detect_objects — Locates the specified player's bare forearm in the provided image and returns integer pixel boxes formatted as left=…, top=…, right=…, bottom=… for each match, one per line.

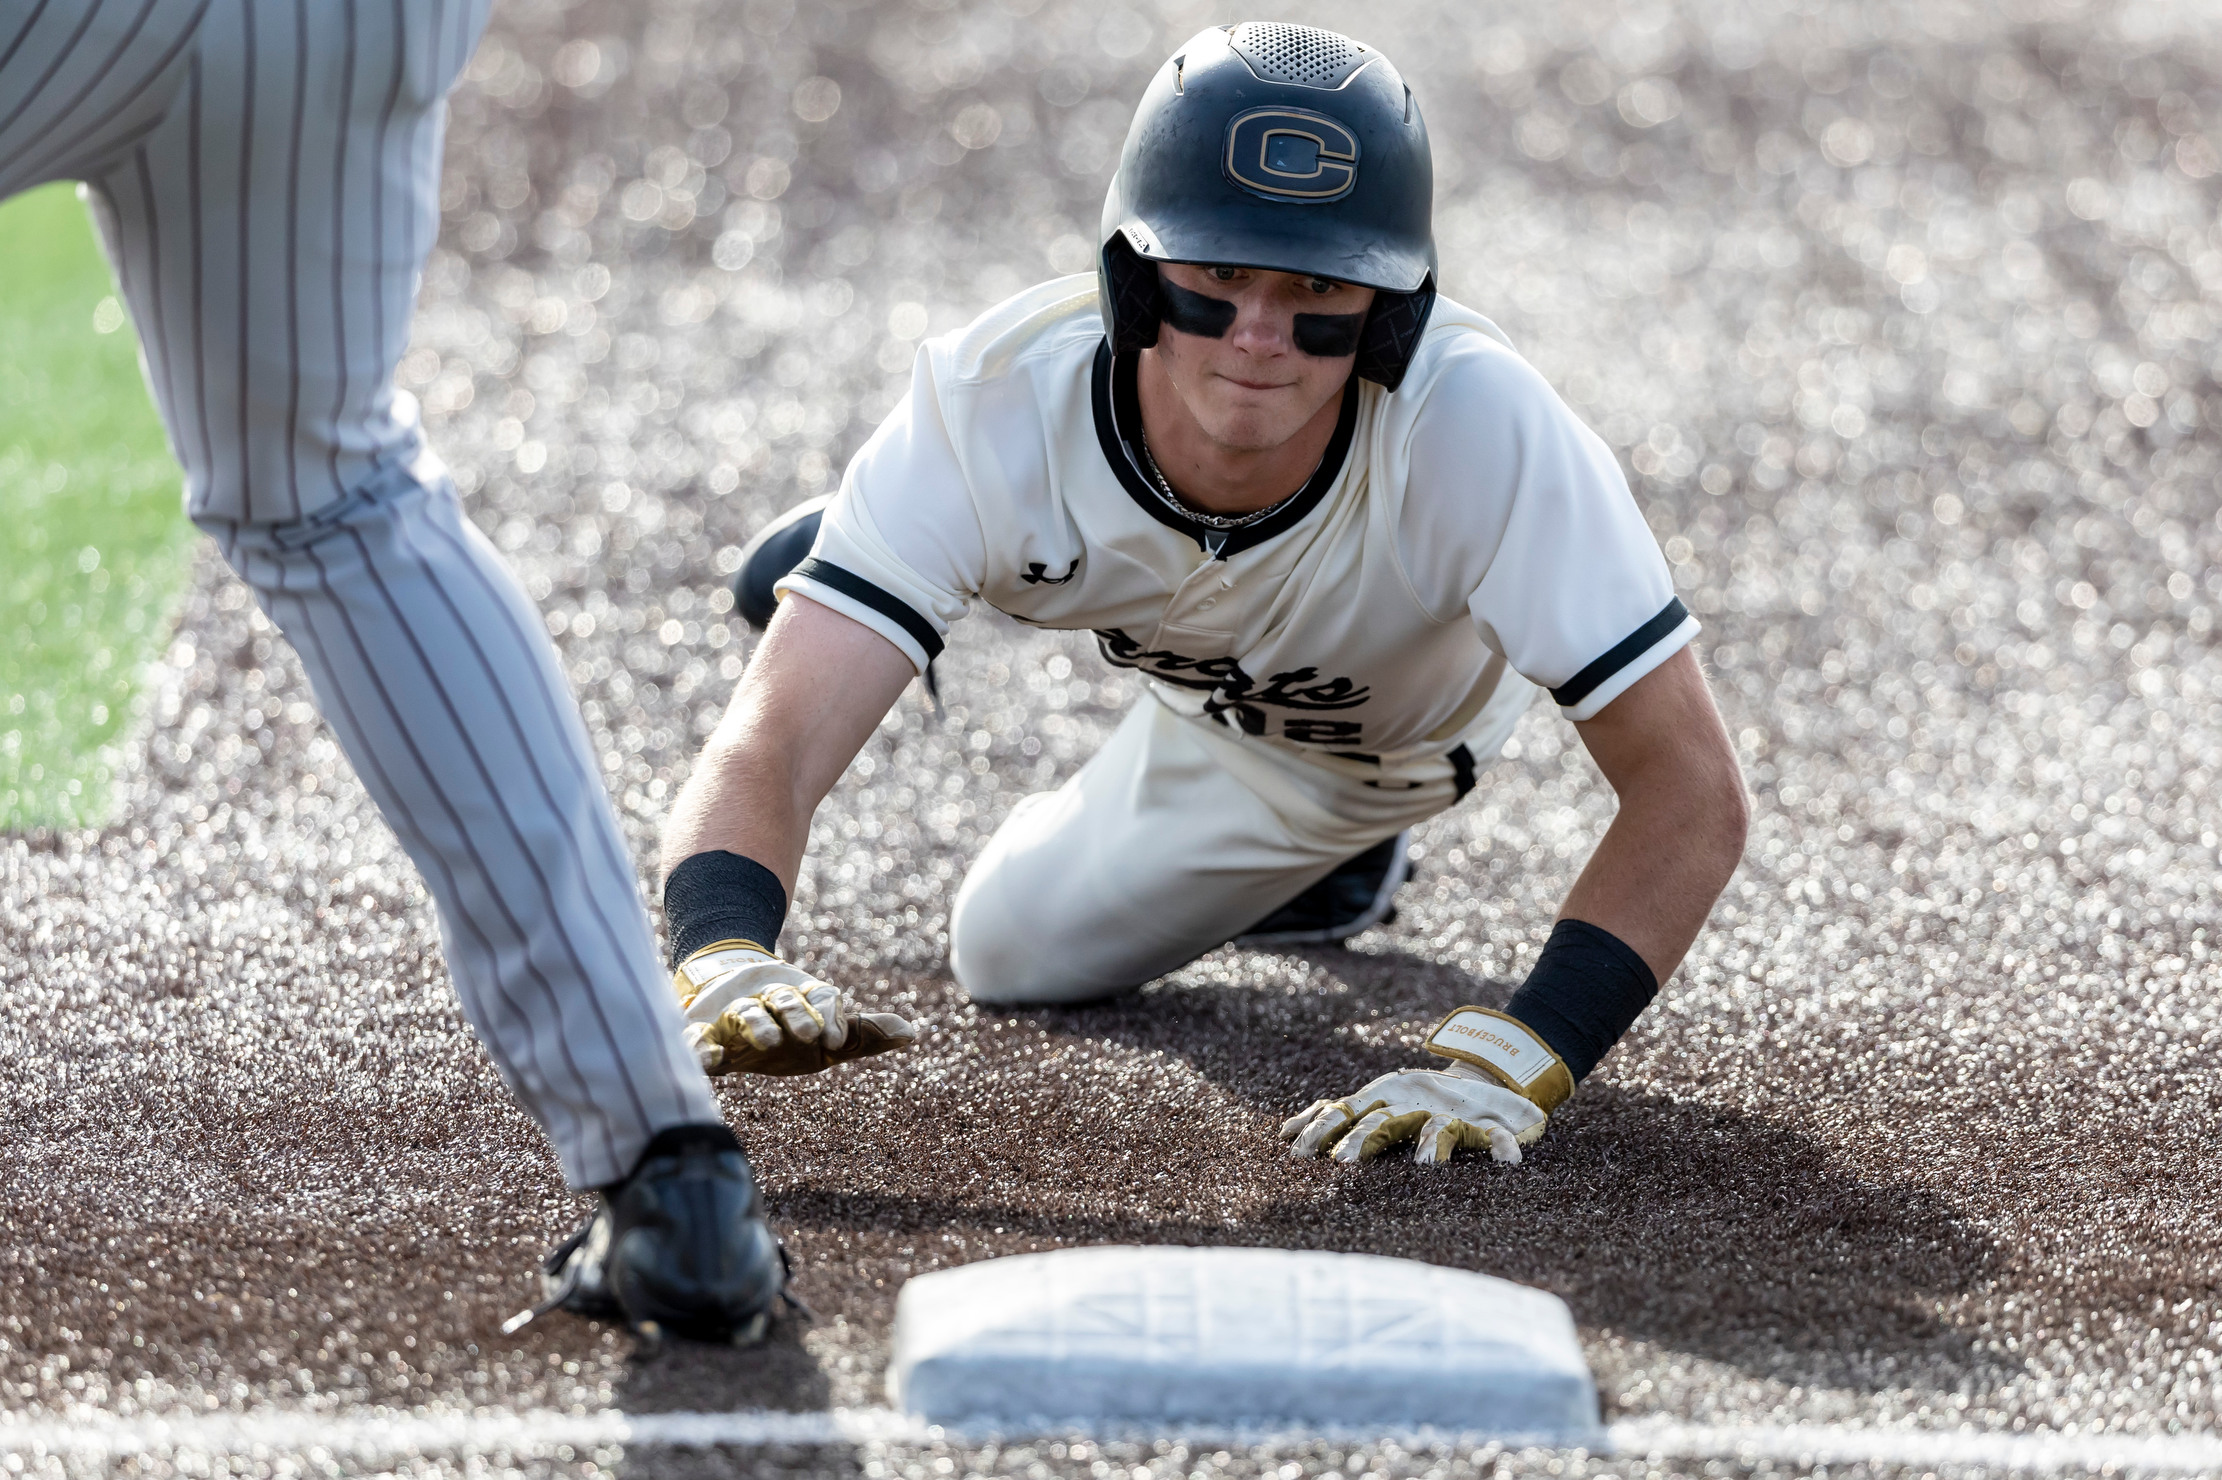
left=662, top=593, right=917, bottom=893
left=1562, top=647, right=1749, bottom=983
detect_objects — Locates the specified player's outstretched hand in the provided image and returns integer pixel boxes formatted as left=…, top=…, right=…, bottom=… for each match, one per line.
left=1281, top=1062, right=1547, bottom=1166
left=674, top=940, right=918, bottom=1076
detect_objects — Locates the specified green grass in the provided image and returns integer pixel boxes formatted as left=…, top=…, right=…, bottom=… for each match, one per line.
left=1, top=181, right=194, bottom=831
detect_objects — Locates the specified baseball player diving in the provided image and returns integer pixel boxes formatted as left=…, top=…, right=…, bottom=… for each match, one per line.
left=664, top=20, right=1749, bottom=1166
left=2, top=0, right=799, bottom=1342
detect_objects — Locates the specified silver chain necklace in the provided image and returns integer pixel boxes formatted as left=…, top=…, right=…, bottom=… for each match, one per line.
left=1133, top=431, right=1300, bottom=533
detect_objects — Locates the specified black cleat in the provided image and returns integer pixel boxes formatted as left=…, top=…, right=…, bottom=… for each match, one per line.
left=1235, top=829, right=1413, bottom=947
left=731, top=496, right=829, bottom=631
left=504, top=1124, right=791, bottom=1346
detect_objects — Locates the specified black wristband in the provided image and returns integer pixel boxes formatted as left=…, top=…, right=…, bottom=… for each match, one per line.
left=1501, top=919, right=1660, bottom=1082
left=663, top=850, right=789, bottom=967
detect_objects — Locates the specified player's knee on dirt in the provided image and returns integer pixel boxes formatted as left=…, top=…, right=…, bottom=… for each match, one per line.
left=948, top=878, right=1128, bottom=1005
left=948, top=850, right=1161, bottom=1005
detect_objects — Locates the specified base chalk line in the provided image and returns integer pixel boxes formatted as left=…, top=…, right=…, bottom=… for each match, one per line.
left=5, top=1407, right=2221, bottom=1471
left=1609, top=1419, right=2222, bottom=1471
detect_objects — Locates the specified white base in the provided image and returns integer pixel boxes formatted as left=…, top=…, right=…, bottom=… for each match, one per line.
left=887, top=1245, right=1600, bottom=1441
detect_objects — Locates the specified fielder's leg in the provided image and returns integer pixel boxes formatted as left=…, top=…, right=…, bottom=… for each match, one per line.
left=0, top=0, right=208, bottom=201
left=214, top=467, right=723, bottom=1186
left=64, top=0, right=722, bottom=1190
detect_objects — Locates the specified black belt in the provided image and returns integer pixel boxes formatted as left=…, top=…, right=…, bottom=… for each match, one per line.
left=1330, top=743, right=1479, bottom=800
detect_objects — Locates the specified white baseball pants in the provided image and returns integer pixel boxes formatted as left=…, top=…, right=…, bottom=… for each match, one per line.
left=1, top=0, right=720, bottom=1187
left=950, top=681, right=1535, bottom=1005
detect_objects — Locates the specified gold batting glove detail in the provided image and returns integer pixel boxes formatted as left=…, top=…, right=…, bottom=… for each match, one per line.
left=1279, top=1066, right=1545, bottom=1168
left=1422, top=1005, right=1576, bottom=1114
left=673, top=939, right=919, bottom=1076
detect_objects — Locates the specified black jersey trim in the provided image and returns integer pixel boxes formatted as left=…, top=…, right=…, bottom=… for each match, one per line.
left=789, top=558, right=945, bottom=662
left=1448, top=743, right=1477, bottom=800
left=1089, top=340, right=1357, bottom=560
left=1550, top=598, right=1691, bottom=709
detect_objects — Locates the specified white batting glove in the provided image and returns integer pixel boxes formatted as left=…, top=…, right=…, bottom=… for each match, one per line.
left=673, top=939, right=918, bottom=1076
left=1281, top=1061, right=1548, bottom=1166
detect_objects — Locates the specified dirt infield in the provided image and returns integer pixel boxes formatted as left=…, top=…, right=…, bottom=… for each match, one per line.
left=6, top=0, right=2222, bottom=1474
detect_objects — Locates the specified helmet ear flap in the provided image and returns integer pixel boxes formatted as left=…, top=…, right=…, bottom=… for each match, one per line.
left=1354, top=275, right=1437, bottom=391
left=1100, top=233, right=1164, bottom=353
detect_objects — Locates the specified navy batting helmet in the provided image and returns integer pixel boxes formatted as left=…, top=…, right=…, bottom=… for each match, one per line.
left=1096, top=22, right=1437, bottom=391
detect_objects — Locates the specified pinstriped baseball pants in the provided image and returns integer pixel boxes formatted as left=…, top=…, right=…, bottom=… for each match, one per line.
left=1, top=0, right=722, bottom=1187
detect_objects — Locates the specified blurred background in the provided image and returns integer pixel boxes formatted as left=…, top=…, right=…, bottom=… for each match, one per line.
left=6, top=0, right=2222, bottom=1441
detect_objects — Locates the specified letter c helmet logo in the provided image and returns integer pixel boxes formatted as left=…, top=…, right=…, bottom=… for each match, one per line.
left=1223, top=107, right=1360, bottom=202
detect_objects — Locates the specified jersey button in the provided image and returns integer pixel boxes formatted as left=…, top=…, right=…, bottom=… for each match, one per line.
left=1197, top=598, right=1217, bottom=610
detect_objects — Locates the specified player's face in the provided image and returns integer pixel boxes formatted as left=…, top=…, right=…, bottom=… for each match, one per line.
left=1150, top=263, right=1376, bottom=452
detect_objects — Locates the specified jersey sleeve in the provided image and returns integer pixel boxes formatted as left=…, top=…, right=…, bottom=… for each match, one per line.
left=1400, top=340, right=1697, bottom=722
left=775, top=347, right=986, bottom=674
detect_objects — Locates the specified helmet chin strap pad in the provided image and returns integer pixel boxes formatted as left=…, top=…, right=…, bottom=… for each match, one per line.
left=1103, top=233, right=1166, bottom=353
left=1353, top=276, right=1436, bottom=392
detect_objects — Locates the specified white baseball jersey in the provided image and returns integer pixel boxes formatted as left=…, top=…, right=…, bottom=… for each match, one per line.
left=782, top=276, right=1695, bottom=762
left=3, top=0, right=720, bottom=1188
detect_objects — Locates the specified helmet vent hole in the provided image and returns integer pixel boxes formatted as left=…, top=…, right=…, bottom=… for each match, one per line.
left=1228, top=23, right=1370, bottom=89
